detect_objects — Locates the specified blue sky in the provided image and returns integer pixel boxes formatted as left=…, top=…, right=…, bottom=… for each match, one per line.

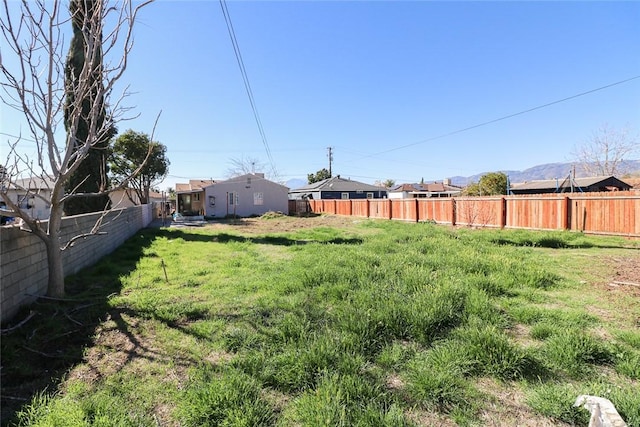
left=2, top=1, right=639, bottom=190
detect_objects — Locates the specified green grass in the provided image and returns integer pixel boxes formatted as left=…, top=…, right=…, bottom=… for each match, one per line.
left=2, top=217, right=639, bottom=426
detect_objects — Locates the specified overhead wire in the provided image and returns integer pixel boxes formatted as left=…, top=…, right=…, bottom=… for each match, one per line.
left=358, top=74, right=640, bottom=160
left=218, top=0, right=278, bottom=178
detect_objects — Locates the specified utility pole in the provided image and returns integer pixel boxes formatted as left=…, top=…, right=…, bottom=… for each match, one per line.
left=327, top=146, right=333, bottom=177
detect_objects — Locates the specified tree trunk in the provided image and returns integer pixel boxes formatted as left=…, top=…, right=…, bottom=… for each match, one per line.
left=45, top=201, right=65, bottom=298
left=44, top=235, right=65, bottom=298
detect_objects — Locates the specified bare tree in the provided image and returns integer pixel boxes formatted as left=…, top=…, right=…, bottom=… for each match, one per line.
left=0, top=0, right=152, bottom=297
left=572, top=124, right=639, bottom=176
left=225, top=155, right=268, bottom=178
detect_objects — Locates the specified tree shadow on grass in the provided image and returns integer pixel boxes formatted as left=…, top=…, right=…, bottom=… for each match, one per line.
left=0, top=225, right=361, bottom=424
left=0, top=228, right=164, bottom=426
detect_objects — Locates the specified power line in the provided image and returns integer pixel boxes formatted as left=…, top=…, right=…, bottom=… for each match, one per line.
left=359, top=74, right=640, bottom=160
left=218, top=0, right=278, bottom=178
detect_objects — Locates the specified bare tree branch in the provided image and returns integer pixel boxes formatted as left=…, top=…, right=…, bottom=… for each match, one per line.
left=572, top=124, right=639, bottom=176
left=1, top=0, right=154, bottom=297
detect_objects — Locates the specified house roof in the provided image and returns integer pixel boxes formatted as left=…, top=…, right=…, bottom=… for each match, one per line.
left=510, top=176, right=631, bottom=191
left=9, top=176, right=55, bottom=190
left=290, top=176, right=385, bottom=193
left=220, top=173, right=289, bottom=189
left=390, top=182, right=462, bottom=193
left=175, top=179, right=215, bottom=193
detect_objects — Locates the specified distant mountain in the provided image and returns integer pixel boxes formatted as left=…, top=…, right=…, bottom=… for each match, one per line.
left=449, top=160, right=640, bottom=187
left=286, top=178, right=307, bottom=190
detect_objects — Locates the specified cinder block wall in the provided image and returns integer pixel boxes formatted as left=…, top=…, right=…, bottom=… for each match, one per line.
left=1, top=204, right=152, bottom=323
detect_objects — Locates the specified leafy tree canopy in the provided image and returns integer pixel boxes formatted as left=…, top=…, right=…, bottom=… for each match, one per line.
left=109, top=130, right=169, bottom=204
left=374, top=179, right=396, bottom=188
left=308, top=168, right=331, bottom=184
left=463, top=172, right=508, bottom=196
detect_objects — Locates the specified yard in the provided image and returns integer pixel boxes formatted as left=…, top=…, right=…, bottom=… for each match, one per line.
left=1, top=215, right=639, bottom=426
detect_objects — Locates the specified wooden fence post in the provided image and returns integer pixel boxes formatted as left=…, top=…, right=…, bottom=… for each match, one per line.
left=451, top=198, right=457, bottom=226
left=563, top=196, right=570, bottom=230
left=388, top=199, right=393, bottom=220
left=500, top=197, right=506, bottom=229
left=415, top=198, right=419, bottom=222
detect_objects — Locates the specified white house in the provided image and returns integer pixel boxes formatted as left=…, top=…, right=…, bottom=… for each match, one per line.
left=2, top=177, right=164, bottom=222
left=2, top=177, right=54, bottom=220
left=204, top=173, right=289, bottom=217
left=388, top=180, right=462, bottom=199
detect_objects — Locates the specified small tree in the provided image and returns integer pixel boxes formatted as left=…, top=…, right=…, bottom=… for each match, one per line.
left=374, top=179, right=396, bottom=188
left=307, top=168, right=331, bottom=184
left=0, top=0, right=152, bottom=297
left=110, top=130, right=169, bottom=205
left=463, top=172, right=507, bottom=196
left=572, top=124, right=639, bottom=176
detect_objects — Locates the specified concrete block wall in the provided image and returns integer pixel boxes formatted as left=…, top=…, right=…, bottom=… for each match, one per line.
left=1, top=204, right=152, bottom=323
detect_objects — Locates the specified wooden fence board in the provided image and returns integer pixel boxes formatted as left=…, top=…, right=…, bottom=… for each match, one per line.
left=369, top=200, right=391, bottom=219
left=292, top=191, right=640, bottom=237
left=351, top=200, right=369, bottom=217
left=391, top=199, right=417, bottom=222
left=455, top=197, right=503, bottom=228
left=417, top=199, right=453, bottom=224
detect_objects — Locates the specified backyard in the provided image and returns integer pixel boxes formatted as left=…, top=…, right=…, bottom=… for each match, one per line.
left=1, top=215, right=639, bottom=426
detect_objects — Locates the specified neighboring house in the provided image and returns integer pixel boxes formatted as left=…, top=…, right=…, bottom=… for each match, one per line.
left=2, top=177, right=54, bottom=220
left=510, top=176, right=632, bottom=195
left=204, top=173, right=289, bottom=217
left=109, top=187, right=142, bottom=209
left=175, top=179, right=215, bottom=215
left=289, top=175, right=387, bottom=200
left=110, top=188, right=171, bottom=220
left=388, top=180, right=462, bottom=199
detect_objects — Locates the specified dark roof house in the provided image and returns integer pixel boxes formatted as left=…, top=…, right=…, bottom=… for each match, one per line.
left=388, top=180, right=462, bottom=199
left=510, top=176, right=632, bottom=195
left=289, top=176, right=387, bottom=200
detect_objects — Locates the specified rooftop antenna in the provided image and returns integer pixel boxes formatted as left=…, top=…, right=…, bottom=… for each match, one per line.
left=327, top=146, right=333, bottom=177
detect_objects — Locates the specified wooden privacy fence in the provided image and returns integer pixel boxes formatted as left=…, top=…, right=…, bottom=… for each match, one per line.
left=289, top=191, right=640, bottom=237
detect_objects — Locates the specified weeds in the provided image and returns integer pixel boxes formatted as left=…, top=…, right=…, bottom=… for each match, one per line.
left=2, top=218, right=638, bottom=426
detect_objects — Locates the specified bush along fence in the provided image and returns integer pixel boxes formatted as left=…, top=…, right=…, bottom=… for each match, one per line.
left=1, top=204, right=153, bottom=323
left=289, top=191, right=640, bottom=237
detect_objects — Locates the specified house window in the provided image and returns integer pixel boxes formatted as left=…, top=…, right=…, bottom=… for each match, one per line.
left=253, top=192, right=263, bottom=206
left=17, top=194, right=32, bottom=209
left=341, top=193, right=349, bottom=200
left=228, top=192, right=236, bottom=205
left=209, top=196, right=216, bottom=206
left=194, top=193, right=200, bottom=201
left=366, top=192, right=373, bottom=199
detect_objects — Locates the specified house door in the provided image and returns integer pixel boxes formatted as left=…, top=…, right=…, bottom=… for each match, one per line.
left=179, top=194, right=192, bottom=214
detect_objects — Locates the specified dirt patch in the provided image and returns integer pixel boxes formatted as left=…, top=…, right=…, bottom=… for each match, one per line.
left=197, top=215, right=366, bottom=235
left=475, top=378, right=570, bottom=427
left=606, top=256, right=640, bottom=296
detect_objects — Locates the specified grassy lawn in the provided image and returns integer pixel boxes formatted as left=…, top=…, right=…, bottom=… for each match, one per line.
left=2, top=215, right=639, bottom=426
